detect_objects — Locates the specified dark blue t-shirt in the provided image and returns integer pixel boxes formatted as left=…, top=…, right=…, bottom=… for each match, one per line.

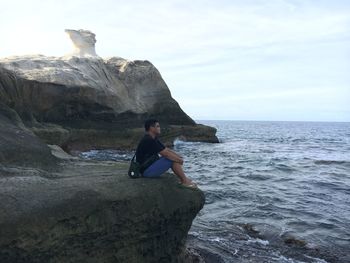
left=136, top=133, right=165, bottom=165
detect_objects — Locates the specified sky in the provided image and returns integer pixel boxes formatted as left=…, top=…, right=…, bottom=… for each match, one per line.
left=0, top=0, right=349, bottom=122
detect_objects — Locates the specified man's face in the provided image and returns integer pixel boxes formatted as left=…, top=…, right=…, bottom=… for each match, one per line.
left=151, top=122, right=161, bottom=135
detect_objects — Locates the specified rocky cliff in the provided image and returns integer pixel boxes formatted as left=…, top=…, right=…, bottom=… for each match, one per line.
left=0, top=148, right=205, bottom=263
left=0, top=29, right=218, bottom=152
left=0, top=106, right=206, bottom=262
left=0, top=29, right=211, bottom=262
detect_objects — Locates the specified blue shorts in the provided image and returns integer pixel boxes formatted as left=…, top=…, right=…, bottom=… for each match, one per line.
left=142, top=157, right=173, bottom=177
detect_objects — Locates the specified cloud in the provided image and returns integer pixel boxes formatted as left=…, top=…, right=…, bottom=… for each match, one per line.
left=0, top=0, right=349, bottom=121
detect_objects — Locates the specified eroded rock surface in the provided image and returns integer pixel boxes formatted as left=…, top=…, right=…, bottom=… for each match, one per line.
left=0, top=155, right=205, bottom=263
left=0, top=29, right=211, bottom=262
left=0, top=107, right=206, bottom=262
left=65, top=29, right=98, bottom=57
left=0, top=29, right=218, bottom=151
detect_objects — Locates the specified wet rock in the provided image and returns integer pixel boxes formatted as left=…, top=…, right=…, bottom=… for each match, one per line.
left=283, top=236, right=307, bottom=247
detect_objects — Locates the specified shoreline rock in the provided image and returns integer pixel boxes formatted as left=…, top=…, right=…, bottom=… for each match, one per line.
left=0, top=93, right=208, bottom=262
left=0, top=155, right=205, bottom=263
left=0, top=29, right=215, bottom=262
left=29, top=122, right=218, bottom=154
left=0, top=55, right=219, bottom=150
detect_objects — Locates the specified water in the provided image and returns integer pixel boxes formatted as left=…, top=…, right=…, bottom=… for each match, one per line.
left=78, top=120, right=350, bottom=263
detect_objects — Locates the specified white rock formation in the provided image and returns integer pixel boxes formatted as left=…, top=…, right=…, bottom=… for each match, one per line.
left=65, top=29, right=98, bottom=57
left=0, top=29, right=196, bottom=125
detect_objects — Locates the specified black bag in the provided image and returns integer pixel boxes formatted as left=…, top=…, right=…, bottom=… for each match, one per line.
left=128, top=154, right=141, bottom=178
left=128, top=153, right=160, bottom=178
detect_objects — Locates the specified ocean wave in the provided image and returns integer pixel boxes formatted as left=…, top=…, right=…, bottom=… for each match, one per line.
left=79, top=120, right=350, bottom=263
left=239, top=173, right=273, bottom=181
left=246, top=237, right=270, bottom=246
left=274, top=164, right=296, bottom=172
left=314, top=160, right=350, bottom=165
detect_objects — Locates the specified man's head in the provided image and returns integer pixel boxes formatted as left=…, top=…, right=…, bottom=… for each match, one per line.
left=144, top=118, right=161, bottom=137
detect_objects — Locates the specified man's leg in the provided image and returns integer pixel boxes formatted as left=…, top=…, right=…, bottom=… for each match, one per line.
left=143, top=157, right=197, bottom=186
left=171, top=162, right=197, bottom=186
left=143, top=157, right=172, bottom=177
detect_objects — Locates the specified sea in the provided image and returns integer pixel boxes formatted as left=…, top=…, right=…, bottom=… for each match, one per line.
left=78, top=120, right=350, bottom=263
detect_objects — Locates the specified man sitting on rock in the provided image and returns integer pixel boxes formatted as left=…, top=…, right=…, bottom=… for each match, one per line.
left=136, top=118, right=198, bottom=189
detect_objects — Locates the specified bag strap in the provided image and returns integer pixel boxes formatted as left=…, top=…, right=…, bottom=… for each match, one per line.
left=131, top=153, right=137, bottom=162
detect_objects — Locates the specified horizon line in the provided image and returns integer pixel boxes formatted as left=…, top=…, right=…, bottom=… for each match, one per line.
left=194, top=119, right=350, bottom=123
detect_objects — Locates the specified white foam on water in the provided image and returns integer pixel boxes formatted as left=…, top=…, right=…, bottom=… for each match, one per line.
left=275, top=255, right=306, bottom=263
left=208, top=236, right=224, bottom=242
left=246, top=237, right=270, bottom=246
left=304, top=255, right=329, bottom=263
left=173, top=138, right=202, bottom=146
left=173, top=138, right=186, bottom=145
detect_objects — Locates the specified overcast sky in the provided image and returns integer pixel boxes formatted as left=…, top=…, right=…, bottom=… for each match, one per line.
left=1, top=0, right=349, bottom=122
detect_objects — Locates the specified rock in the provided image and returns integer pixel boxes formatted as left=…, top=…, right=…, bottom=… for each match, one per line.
left=0, top=106, right=206, bottom=262
left=0, top=102, right=59, bottom=170
left=0, top=29, right=212, bottom=262
left=0, top=29, right=219, bottom=151
left=0, top=55, right=195, bottom=125
left=48, top=144, right=79, bottom=160
left=29, top=123, right=218, bottom=153
left=65, top=29, right=98, bottom=57
left=0, top=157, right=205, bottom=263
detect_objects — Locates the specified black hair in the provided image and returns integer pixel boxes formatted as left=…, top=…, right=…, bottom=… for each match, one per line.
left=144, top=118, right=159, bottom=131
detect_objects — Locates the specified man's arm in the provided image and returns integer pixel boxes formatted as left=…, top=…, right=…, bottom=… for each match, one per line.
left=159, top=147, right=183, bottom=164
left=167, top=148, right=183, bottom=158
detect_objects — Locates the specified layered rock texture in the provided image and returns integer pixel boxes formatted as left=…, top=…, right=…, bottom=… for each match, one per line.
left=0, top=90, right=206, bottom=263
left=0, top=34, right=218, bottom=151
left=0, top=29, right=212, bottom=262
left=0, top=156, right=205, bottom=263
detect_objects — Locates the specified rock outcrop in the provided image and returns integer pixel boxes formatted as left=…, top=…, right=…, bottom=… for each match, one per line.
left=0, top=56, right=190, bottom=125
left=0, top=151, right=205, bottom=262
left=0, top=103, right=59, bottom=170
left=0, top=89, right=206, bottom=262
left=0, top=29, right=218, bottom=152
left=0, top=29, right=211, bottom=262
left=65, top=29, right=98, bottom=57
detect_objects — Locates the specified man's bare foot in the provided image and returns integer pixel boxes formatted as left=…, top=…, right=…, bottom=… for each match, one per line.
left=179, top=179, right=198, bottom=188
left=179, top=182, right=198, bottom=189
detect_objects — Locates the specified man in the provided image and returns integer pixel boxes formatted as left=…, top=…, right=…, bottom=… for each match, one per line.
left=135, top=118, right=198, bottom=189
